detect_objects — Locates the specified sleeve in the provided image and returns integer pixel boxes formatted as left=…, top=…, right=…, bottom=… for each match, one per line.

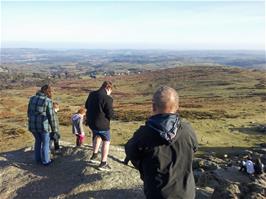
left=187, top=122, right=198, bottom=153
left=55, top=113, right=60, bottom=134
left=27, top=97, right=32, bottom=118
left=125, top=127, right=145, bottom=161
left=103, top=96, right=114, bottom=120
left=79, top=117, right=84, bottom=134
left=46, top=99, right=56, bottom=132
left=85, top=93, right=90, bottom=110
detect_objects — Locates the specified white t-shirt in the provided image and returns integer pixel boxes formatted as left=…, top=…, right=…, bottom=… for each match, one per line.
left=246, top=160, right=255, bottom=174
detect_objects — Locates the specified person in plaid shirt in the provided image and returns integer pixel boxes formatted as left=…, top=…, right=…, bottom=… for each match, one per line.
left=27, top=84, right=56, bottom=165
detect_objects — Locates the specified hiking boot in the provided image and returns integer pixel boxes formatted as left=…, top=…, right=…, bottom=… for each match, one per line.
left=123, top=157, right=130, bottom=165
left=98, top=162, right=111, bottom=171
left=89, top=153, right=99, bottom=164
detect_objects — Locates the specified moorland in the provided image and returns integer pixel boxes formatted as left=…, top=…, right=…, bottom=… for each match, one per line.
left=0, top=49, right=265, bottom=154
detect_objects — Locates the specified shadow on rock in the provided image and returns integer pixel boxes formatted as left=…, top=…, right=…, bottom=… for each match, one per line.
left=65, top=188, right=145, bottom=199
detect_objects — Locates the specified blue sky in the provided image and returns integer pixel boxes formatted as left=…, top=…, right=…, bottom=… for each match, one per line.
left=1, top=1, right=265, bottom=49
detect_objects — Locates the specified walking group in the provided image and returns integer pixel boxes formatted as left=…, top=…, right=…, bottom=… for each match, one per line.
left=28, top=81, right=199, bottom=198
left=239, top=154, right=265, bottom=176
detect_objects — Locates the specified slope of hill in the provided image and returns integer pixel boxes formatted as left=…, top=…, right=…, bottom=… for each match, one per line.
left=0, top=66, right=265, bottom=153
left=1, top=142, right=265, bottom=199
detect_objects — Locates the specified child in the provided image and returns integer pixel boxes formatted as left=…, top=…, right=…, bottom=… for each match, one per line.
left=50, top=102, right=61, bottom=153
left=71, top=107, right=86, bottom=146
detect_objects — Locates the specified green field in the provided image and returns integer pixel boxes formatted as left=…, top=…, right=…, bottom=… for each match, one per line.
left=0, top=66, right=265, bottom=154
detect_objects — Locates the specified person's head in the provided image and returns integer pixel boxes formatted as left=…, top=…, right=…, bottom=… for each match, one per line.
left=41, top=84, right=52, bottom=98
left=100, top=81, right=113, bottom=95
left=77, top=107, right=86, bottom=116
left=53, top=102, right=59, bottom=112
left=152, top=86, right=179, bottom=115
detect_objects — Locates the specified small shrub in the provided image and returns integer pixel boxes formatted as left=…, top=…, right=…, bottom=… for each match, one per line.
left=113, top=110, right=150, bottom=122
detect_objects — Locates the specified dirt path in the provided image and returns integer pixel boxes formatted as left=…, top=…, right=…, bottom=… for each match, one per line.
left=0, top=143, right=144, bottom=199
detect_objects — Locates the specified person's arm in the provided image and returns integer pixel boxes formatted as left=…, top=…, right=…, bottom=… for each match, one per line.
left=85, top=93, right=90, bottom=110
left=185, top=120, right=198, bottom=153
left=103, top=96, right=114, bottom=120
left=46, top=99, right=56, bottom=132
left=79, top=117, right=84, bottom=134
left=125, top=127, right=145, bottom=164
left=27, top=97, right=32, bottom=118
left=54, top=113, right=60, bottom=137
left=191, top=131, right=198, bottom=153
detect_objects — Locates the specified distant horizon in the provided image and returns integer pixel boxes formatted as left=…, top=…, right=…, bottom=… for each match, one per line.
left=1, top=41, right=265, bottom=51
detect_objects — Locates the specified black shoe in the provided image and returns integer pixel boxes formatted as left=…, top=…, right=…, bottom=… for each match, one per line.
left=98, top=162, right=111, bottom=171
left=123, top=158, right=129, bottom=165
left=89, top=153, right=99, bottom=163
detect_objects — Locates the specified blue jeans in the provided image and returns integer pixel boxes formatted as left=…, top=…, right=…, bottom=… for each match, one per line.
left=32, top=131, right=51, bottom=164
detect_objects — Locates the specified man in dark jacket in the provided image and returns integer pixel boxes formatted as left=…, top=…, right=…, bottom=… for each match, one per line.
left=125, top=86, right=198, bottom=199
left=85, top=81, right=114, bottom=170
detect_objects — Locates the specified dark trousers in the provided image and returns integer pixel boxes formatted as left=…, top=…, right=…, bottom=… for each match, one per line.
left=50, top=132, right=60, bottom=150
left=76, top=134, right=85, bottom=146
left=50, top=139, right=60, bottom=150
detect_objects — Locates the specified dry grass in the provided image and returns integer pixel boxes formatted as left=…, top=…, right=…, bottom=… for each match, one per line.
left=0, top=66, right=265, bottom=152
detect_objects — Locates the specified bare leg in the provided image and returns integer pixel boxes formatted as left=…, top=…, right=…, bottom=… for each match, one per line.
left=93, top=136, right=102, bottom=154
left=101, top=141, right=110, bottom=162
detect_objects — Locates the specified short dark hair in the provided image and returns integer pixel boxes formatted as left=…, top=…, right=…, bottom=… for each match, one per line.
left=41, top=84, right=52, bottom=98
left=100, top=81, right=113, bottom=90
left=41, top=84, right=51, bottom=92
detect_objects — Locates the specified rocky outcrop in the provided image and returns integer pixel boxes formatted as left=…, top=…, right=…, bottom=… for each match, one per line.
left=0, top=142, right=265, bottom=199
left=194, top=146, right=266, bottom=198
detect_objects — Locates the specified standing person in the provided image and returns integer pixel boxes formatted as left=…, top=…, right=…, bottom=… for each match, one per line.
left=50, top=102, right=61, bottom=154
left=254, top=158, right=264, bottom=175
left=125, top=86, right=198, bottom=199
left=71, top=107, right=86, bottom=147
left=85, top=81, right=114, bottom=171
left=27, top=84, right=56, bottom=166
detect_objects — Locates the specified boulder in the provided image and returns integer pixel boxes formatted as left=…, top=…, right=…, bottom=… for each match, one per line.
left=239, top=174, right=266, bottom=198
left=193, top=158, right=221, bottom=171
left=211, top=183, right=240, bottom=199
left=194, top=168, right=205, bottom=183
left=197, top=171, right=226, bottom=188
left=196, top=187, right=214, bottom=199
